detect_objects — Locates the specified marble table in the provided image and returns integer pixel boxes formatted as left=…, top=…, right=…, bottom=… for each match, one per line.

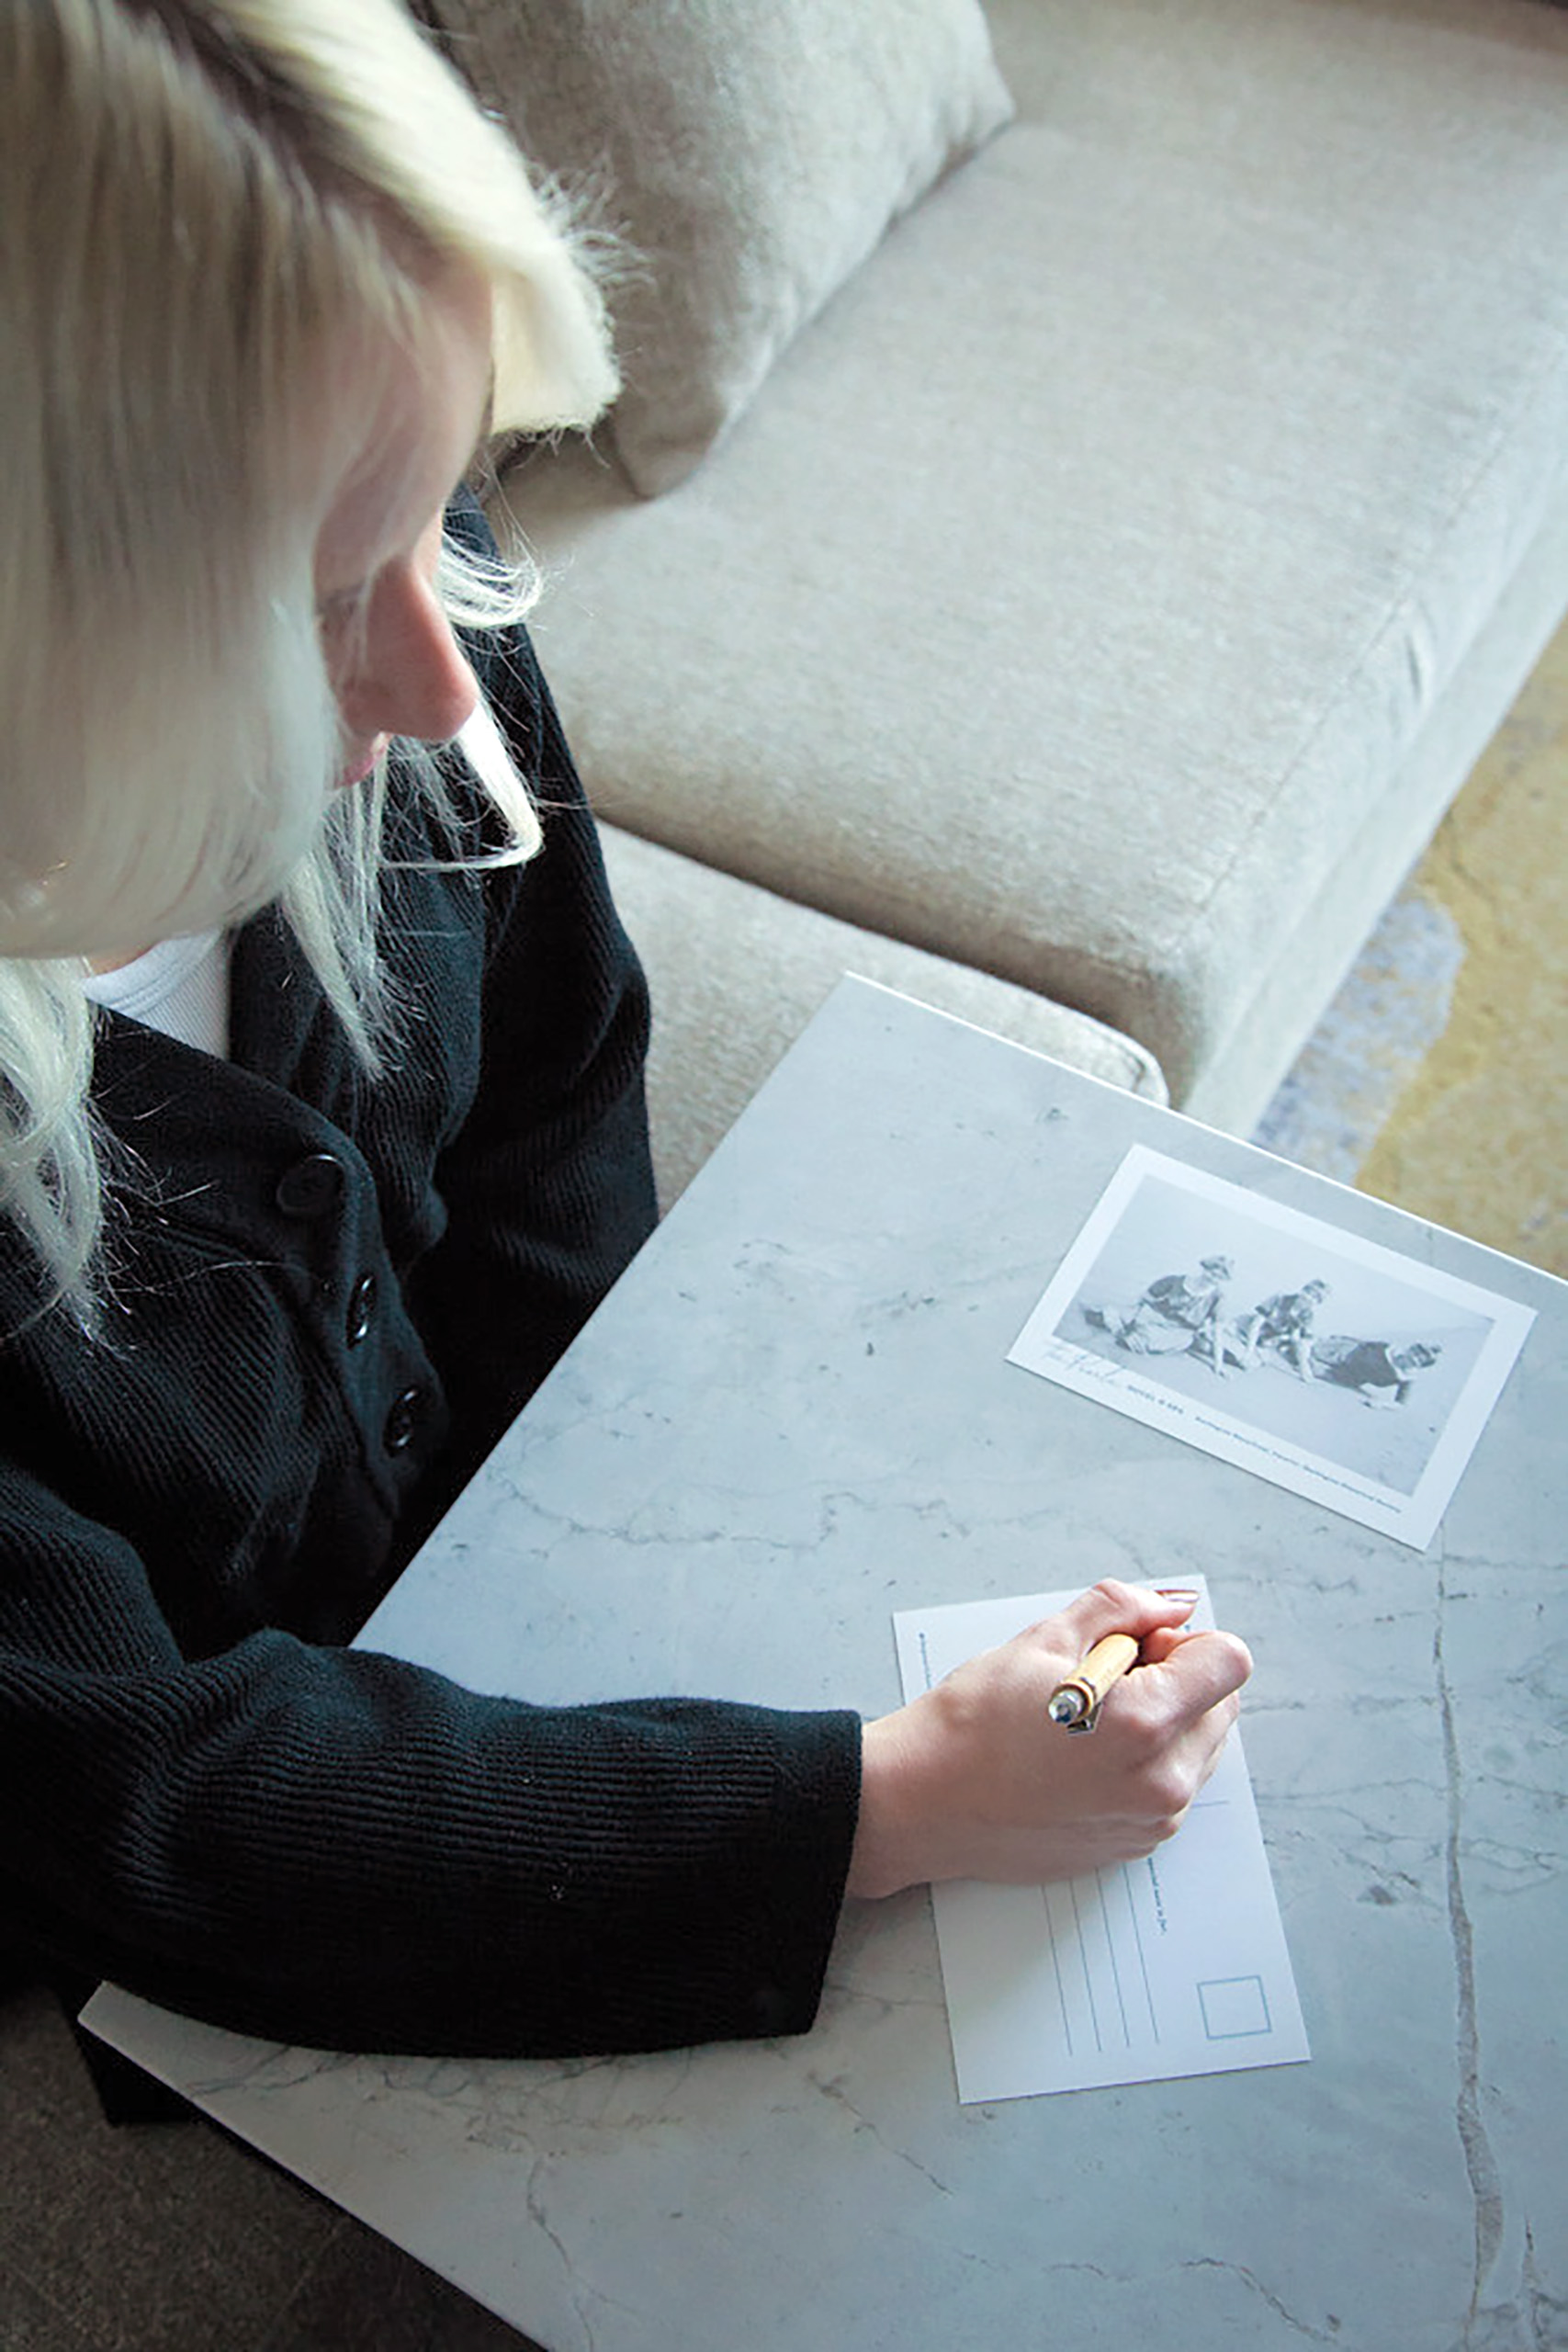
left=86, top=978, right=1567, bottom=2352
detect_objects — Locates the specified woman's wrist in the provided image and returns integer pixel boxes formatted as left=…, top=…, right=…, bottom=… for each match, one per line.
left=847, top=1707, right=957, bottom=1901
left=846, top=1715, right=914, bottom=1901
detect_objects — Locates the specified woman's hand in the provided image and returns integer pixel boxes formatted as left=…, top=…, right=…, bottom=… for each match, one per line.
left=846, top=1579, right=1251, bottom=1899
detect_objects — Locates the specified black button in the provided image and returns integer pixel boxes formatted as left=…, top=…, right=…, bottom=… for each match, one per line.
left=275, top=1152, right=345, bottom=1220
left=384, top=1386, right=423, bottom=1453
left=346, top=1272, right=378, bottom=1348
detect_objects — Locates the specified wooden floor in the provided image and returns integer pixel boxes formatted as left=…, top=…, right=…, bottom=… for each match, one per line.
left=0, top=1987, right=534, bottom=2352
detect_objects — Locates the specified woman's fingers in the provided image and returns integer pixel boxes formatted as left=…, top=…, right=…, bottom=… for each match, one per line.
left=1105, top=1629, right=1251, bottom=1829
left=1120, top=1623, right=1253, bottom=1720
left=1041, top=1577, right=1201, bottom=1665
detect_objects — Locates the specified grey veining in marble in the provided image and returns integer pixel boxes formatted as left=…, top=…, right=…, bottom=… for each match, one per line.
left=86, top=978, right=1568, bottom=2352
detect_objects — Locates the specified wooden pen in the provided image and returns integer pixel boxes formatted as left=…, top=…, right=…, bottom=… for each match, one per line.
left=1046, top=1631, right=1141, bottom=1732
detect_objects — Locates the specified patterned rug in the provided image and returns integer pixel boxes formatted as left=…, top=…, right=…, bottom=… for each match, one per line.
left=1252, top=610, right=1567, bottom=1280
left=1253, top=890, right=1464, bottom=1185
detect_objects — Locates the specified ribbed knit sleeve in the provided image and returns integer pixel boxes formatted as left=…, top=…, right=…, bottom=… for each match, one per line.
left=0, top=1475, right=861, bottom=2054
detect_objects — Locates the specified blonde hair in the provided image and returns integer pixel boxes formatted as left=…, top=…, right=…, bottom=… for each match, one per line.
left=0, top=0, right=618, bottom=1324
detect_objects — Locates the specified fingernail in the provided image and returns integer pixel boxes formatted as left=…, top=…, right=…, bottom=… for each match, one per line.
left=1155, top=1586, right=1200, bottom=1602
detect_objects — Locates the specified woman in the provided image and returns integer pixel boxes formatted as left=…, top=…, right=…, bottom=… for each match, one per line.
left=0, top=0, right=1250, bottom=2066
left=1308, top=1335, right=1441, bottom=1408
left=1218, top=1278, right=1329, bottom=1378
left=1105, top=1256, right=1234, bottom=1369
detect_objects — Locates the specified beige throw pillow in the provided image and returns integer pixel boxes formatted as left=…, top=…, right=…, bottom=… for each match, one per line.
left=426, top=0, right=1013, bottom=494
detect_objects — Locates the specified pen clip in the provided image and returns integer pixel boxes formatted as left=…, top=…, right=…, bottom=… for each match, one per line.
left=1048, top=1628, right=1142, bottom=1734
left=1046, top=1675, right=1104, bottom=1733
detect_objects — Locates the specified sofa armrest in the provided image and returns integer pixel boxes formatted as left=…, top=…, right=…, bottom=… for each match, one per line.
left=603, top=827, right=1165, bottom=1208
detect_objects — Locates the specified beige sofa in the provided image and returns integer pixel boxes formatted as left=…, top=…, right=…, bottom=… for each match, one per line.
left=421, top=0, right=1568, bottom=1207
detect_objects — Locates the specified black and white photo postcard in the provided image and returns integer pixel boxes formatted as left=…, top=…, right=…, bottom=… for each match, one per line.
left=1008, top=1145, right=1536, bottom=1549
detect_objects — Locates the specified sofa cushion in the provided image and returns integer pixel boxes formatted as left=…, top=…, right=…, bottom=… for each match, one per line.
left=425, top=0, right=1012, bottom=495
left=502, top=0, right=1568, bottom=1131
left=599, top=828, right=1165, bottom=1206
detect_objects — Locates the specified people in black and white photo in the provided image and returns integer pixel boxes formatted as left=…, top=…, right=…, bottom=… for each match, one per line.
left=1214, top=1278, right=1329, bottom=1379
left=1092, top=1255, right=1234, bottom=1374
left=1305, top=1336, right=1443, bottom=1409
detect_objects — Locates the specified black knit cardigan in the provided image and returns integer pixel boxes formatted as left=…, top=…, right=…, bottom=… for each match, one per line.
left=0, top=501, right=861, bottom=2058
